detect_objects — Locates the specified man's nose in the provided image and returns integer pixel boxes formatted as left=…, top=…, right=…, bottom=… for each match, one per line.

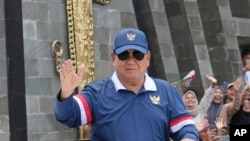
left=127, top=52, right=135, bottom=60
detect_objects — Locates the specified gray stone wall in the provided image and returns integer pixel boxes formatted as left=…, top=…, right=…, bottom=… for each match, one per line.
left=198, top=0, right=233, bottom=84
left=148, top=0, right=180, bottom=82
left=217, top=0, right=243, bottom=79
left=197, top=0, right=250, bottom=83
left=184, top=0, right=213, bottom=91
left=163, top=0, right=217, bottom=97
left=0, top=0, right=10, bottom=140
left=22, top=0, right=76, bottom=140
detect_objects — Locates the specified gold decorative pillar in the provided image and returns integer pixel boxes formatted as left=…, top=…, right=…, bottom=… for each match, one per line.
left=52, top=0, right=110, bottom=140
left=67, top=0, right=95, bottom=90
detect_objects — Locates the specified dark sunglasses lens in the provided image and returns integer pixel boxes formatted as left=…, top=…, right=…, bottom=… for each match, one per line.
left=117, top=51, right=129, bottom=60
left=133, top=51, right=145, bottom=60
left=117, top=51, right=145, bottom=61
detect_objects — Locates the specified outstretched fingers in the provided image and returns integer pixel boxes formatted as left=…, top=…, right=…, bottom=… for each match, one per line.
left=59, top=60, right=85, bottom=94
left=60, top=60, right=74, bottom=80
left=77, top=64, right=85, bottom=80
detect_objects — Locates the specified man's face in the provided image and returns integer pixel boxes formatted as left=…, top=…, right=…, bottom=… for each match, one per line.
left=111, top=49, right=151, bottom=82
left=242, top=54, right=250, bottom=67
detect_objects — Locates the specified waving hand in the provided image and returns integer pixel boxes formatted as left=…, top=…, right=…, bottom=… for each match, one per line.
left=59, top=59, right=85, bottom=101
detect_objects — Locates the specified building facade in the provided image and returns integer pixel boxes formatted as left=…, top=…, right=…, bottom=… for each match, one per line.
left=0, top=0, right=250, bottom=140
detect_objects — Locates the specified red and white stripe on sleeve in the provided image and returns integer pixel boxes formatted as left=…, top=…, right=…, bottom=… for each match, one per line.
left=73, top=94, right=92, bottom=125
left=169, top=115, right=195, bottom=133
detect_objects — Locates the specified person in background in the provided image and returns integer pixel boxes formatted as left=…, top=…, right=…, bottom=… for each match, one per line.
left=205, top=86, right=224, bottom=130
left=54, top=28, right=199, bottom=141
left=229, top=84, right=250, bottom=125
left=218, top=84, right=250, bottom=141
left=182, top=88, right=212, bottom=141
left=182, top=74, right=220, bottom=141
left=201, top=76, right=224, bottom=141
left=182, top=88, right=202, bottom=122
left=199, top=75, right=219, bottom=119
left=223, top=82, right=235, bottom=104
left=219, top=78, right=243, bottom=124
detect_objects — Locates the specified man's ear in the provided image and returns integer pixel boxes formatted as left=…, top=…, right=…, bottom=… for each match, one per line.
left=111, top=51, right=116, bottom=63
left=146, top=51, right=151, bottom=66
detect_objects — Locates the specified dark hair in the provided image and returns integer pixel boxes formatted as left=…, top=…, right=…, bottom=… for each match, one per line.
left=241, top=48, right=250, bottom=58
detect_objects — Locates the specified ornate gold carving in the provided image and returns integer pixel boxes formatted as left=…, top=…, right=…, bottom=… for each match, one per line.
left=66, top=0, right=76, bottom=70
left=66, top=0, right=95, bottom=140
left=69, top=0, right=95, bottom=91
left=51, top=40, right=63, bottom=73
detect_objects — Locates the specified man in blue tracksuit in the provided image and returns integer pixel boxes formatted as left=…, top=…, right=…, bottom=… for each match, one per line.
left=54, top=28, right=199, bottom=141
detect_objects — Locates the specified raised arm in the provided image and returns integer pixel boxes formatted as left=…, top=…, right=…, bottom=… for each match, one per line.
left=219, top=78, right=242, bottom=124
left=54, top=59, right=88, bottom=128
left=199, top=75, right=217, bottom=118
left=226, top=78, right=242, bottom=118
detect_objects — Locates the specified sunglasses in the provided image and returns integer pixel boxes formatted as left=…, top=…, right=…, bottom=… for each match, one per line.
left=115, top=50, right=145, bottom=61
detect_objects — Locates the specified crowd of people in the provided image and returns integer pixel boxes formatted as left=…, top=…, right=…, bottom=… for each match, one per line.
left=54, top=28, right=250, bottom=141
left=176, top=48, right=250, bottom=141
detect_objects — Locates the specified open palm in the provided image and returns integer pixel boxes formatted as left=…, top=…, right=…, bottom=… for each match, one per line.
left=59, top=59, right=85, bottom=100
left=215, top=117, right=227, bottom=129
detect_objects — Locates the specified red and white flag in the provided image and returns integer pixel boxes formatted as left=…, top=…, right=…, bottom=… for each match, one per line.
left=177, top=70, right=195, bottom=87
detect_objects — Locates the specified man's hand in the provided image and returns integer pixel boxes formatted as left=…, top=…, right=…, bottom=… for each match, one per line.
left=59, top=59, right=85, bottom=101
